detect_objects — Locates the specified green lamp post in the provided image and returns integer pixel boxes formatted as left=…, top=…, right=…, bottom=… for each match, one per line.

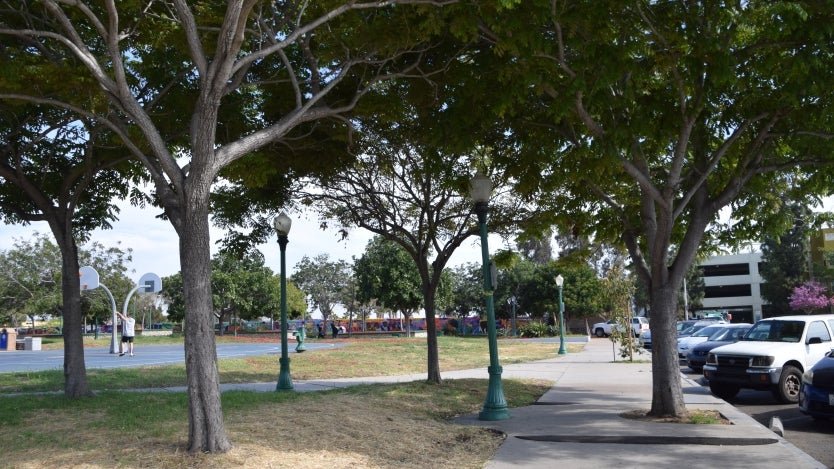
left=274, top=212, right=294, bottom=391
left=556, top=274, right=567, bottom=355
left=471, top=171, right=510, bottom=421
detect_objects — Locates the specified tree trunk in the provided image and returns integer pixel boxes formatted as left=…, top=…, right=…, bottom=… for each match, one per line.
left=648, top=284, right=686, bottom=417
left=180, top=193, right=232, bottom=453
left=58, top=239, right=93, bottom=398
left=423, top=283, right=441, bottom=383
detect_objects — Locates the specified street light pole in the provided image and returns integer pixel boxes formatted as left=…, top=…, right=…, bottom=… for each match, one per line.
left=470, top=171, right=510, bottom=421
left=508, top=296, right=517, bottom=337
left=555, top=274, right=567, bottom=355
left=274, top=212, right=294, bottom=391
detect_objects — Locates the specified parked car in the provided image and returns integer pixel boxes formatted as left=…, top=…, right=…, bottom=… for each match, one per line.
left=799, top=349, right=834, bottom=421
left=639, top=319, right=710, bottom=349
left=704, top=314, right=834, bottom=403
left=639, top=329, right=653, bottom=349
left=677, top=324, right=730, bottom=358
left=678, top=319, right=726, bottom=338
left=592, top=317, right=649, bottom=338
left=676, top=320, right=698, bottom=335
left=686, top=324, right=752, bottom=372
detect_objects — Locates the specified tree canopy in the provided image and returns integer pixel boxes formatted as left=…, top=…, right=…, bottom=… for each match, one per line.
left=0, top=82, right=143, bottom=397
left=788, top=281, right=833, bottom=314
left=760, top=202, right=815, bottom=316
left=354, top=236, right=423, bottom=317
left=0, top=233, right=134, bottom=329
left=6, top=0, right=834, bottom=443
left=291, top=253, right=352, bottom=326
left=1, top=0, right=459, bottom=451
left=435, top=1, right=834, bottom=417
left=161, top=249, right=302, bottom=326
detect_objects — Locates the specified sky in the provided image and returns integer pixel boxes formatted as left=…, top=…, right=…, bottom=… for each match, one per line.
left=0, top=201, right=494, bottom=285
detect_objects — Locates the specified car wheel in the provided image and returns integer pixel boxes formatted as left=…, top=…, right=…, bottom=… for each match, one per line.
left=709, top=382, right=739, bottom=401
left=689, top=365, right=702, bottom=373
left=594, top=328, right=605, bottom=338
left=772, top=365, right=802, bottom=404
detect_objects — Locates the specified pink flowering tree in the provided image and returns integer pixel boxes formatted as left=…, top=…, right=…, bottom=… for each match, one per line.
left=788, top=282, right=834, bottom=314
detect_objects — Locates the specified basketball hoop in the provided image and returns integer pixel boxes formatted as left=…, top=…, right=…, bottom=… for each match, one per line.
left=79, top=266, right=99, bottom=290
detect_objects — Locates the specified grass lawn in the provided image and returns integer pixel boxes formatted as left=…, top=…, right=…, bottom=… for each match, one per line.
left=0, top=336, right=577, bottom=468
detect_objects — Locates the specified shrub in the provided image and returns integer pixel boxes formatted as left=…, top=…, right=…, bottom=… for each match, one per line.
left=518, top=321, right=555, bottom=338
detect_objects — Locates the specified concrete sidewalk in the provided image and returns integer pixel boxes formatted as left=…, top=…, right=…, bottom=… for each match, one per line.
left=457, top=338, right=826, bottom=469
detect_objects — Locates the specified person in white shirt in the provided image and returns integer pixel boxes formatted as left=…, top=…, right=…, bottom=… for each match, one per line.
left=116, top=310, right=136, bottom=357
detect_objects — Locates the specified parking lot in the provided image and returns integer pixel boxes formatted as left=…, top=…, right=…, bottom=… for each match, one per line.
left=680, top=361, right=834, bottom=467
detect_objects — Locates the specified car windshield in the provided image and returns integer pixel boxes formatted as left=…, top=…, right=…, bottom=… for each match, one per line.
left=744, top=320, right=805, bottom=342
left=677, top=321, right=696, bottom=332
left=716, top=327, right=751, bottom=341
left=707, top=327, right=733, bottom=341
left=693, top=325, right=723, bottom=338
left=681, top=324, right=706, bottom=336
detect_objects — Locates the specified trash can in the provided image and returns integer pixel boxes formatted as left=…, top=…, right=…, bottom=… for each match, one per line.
left=24, top=336, right=42, bottom=351
left=0, top=329, right=7, bottom=349
left=1, top=329, right=15, bottom=351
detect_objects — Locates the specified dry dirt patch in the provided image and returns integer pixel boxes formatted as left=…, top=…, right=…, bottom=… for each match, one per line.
left=621, top=409, right=731, bottom=424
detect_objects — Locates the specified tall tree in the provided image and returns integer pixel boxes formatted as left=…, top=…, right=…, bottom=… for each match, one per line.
left=493, top=254, right=537, bottom=322
left=0, top=235, right=62, bottom=329
left=444, top=0, right=834, bottom=418
left=0, top=98, right=140, bottom=397
left=354, top=236, right=423, bottom=335
left=447, top=262, right=484, bottom=320
left=284, top=281, right=309, bottom=321
left=1, top=1, right=453, bottom=452
left=304, top=139, right=524, bottom=383
left=0, top=234, right=133, bottom=331
left=291, top=254, right=351, bottom=330
left=516, top=234, right=553, bottom=265
left=760, top=202, right=814, bottom=316
left=211, top=249, right=281, bottom=334
left=159, top=250, right=288, bottom=327
left=511, top=260, right=604, bottom=327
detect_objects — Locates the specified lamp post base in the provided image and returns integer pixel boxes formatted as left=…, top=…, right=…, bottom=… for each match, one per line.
left=276, top=356, right=293, bottom=391
left=479, top=365, right=510, bottom=421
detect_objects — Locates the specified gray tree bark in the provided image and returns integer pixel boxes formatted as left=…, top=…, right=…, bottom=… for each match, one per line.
left=57, top=235, right=94, bottom=398
left=179, top=181, right=232, bottom=453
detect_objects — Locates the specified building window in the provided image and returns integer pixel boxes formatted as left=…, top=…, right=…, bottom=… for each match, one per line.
left=700, top=263, right=750, bottom=277
left=704, top=284, right=752, bottom=298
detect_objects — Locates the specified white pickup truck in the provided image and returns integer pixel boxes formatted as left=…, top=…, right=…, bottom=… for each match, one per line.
left=592, top=317, right=649, bottom=338
left=703, top=314, right=834, bottom=403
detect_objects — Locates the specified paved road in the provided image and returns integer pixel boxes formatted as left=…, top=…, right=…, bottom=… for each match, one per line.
left=681, top=364, right=834, bottom=467
left=0, top=342, right=340, bottom=374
